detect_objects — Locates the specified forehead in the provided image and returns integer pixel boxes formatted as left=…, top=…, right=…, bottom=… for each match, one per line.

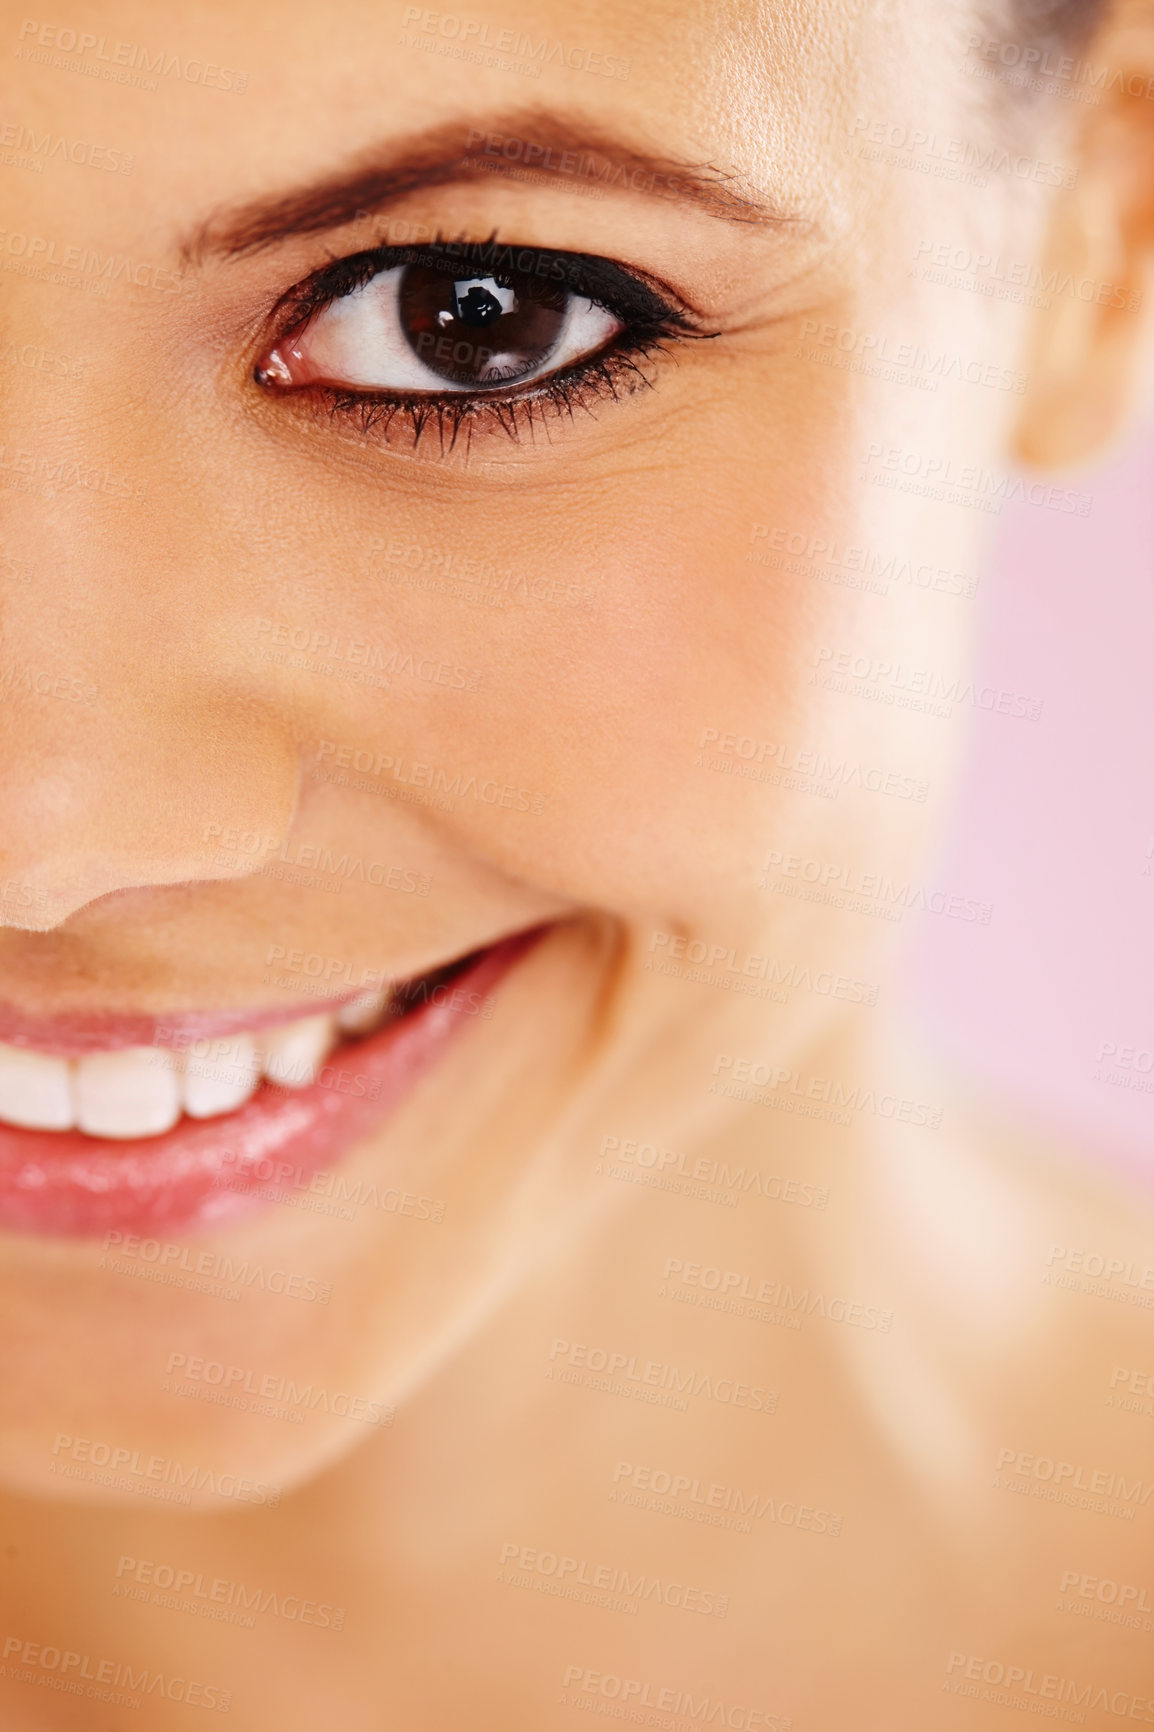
left=6, top=0, right=916, bottom=231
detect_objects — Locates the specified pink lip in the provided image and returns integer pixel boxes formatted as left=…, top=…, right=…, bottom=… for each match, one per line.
left=0, top=993, right=388, bottom=1057
left=0, top=933, right=539, bottom=1240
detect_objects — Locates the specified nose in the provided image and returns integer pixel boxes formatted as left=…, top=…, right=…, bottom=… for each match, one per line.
left=0, top=456, right=299, bottom=934
left=0, top=700, right=300, bottom=932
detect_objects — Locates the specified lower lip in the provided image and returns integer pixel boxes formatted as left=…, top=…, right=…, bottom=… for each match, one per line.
left=0, top=934, right=538, bottom=1240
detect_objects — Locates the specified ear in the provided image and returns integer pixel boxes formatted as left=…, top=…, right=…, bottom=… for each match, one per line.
left=1012, top=0, right=1154, bottom=469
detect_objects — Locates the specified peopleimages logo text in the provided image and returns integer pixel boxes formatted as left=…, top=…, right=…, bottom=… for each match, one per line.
left=401, top=8, right=630, bottom=78
left=15, top=19, right=247, bottom=90
left=1, top=1636, right=231, bottom=1712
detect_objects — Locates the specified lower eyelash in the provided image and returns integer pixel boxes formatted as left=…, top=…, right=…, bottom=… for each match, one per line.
left=274, top=327, right=695, bottom=459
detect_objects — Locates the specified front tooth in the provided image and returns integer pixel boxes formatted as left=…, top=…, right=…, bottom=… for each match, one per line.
left=260, top=1015, right=336, bottom=1089
left=335, top=990, right=389, bottom=1036
left=0, top=1042, right=75, bottom=1131
left=75, top=1047, right=181, bottom=1139
left=182, top=1034, right=260, bottom=1120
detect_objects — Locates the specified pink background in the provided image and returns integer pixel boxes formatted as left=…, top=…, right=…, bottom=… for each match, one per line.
left=905, top=422, right=1154, bottom=1175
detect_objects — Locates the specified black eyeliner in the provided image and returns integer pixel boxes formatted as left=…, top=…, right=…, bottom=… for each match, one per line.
left=256, top=231, right=716, bottom=456
left=267, top=231, right=703, bottom=350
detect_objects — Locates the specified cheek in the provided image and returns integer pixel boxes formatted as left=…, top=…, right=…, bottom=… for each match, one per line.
left=489, top=384, right=970, bottom=910
left=223, top=304, right=986, bottom=921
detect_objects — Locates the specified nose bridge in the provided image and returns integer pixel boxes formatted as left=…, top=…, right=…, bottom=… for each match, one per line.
left=0, top=413, right=301, bottom=932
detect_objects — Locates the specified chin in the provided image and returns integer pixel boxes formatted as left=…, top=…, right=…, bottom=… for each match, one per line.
left=0, top=918, right=626, bottom=1503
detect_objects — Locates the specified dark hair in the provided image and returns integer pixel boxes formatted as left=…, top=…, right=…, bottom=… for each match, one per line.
left=975, top=0, right=1110, bottom=123
left=1016, top=0, right=1106, bottom=26
left=1009, top=0, right=1108, bottom=45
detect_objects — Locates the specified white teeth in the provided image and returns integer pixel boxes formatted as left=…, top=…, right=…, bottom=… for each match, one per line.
left=335, top=990, right=390, bottom=1035
left=259, top=1015, right=337, bottom=1090
left=181, top=1034, right=261, bottom=1120
left=0, top=1042, right=75, bottom=1131
left=0, top=1008, right=353, bottom=1139
left=74, top=1047, right=181, bottom=1140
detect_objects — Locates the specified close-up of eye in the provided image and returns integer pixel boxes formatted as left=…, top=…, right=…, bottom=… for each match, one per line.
left=260, top=257, right=622, bottom=392
left=254, top=240, right=704, bottom=435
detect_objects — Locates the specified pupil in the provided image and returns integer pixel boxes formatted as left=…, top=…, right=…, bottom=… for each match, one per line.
left=454, top=283, right=504, bottom=326
left=399, top=262, right=569, bottom=387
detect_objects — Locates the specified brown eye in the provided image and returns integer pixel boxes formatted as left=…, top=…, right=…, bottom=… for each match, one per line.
left=397, top=266, right=569, bottom=387
left=257, top=260, right=621, bottom=397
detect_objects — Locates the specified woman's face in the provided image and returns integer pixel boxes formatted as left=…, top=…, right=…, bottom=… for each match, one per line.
left=0, top=0, right=1091, bottom=1495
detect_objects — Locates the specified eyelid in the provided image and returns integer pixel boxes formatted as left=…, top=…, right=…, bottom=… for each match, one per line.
left=263, top=234, right=705, bottom=358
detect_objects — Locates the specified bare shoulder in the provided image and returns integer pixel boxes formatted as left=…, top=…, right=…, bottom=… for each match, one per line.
left=881, top=1058, right=1154, bottom=1513
left=868, top=1036, right=1154, bottom=1296
left=955, top=1073, right=1154, bottom=1313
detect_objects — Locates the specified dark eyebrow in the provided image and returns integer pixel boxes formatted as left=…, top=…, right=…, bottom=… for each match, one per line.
left=182, top=113, right=796, bottom=264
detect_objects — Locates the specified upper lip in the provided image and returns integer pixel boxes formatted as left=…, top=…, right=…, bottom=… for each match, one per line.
left=0, top=999, right=358, bottom=1057
left=0, top=930, right=526, bottom=1056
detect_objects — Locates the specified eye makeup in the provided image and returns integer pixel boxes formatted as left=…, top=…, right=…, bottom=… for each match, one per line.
left=254, top=233, right=716, bottom=454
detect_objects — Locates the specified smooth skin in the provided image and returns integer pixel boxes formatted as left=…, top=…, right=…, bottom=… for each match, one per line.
left=0, top=0, right=1151, bottom=1725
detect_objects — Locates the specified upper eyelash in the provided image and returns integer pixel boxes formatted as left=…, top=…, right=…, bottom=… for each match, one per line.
left=269, top=228, right=703, bottom=343
left=256, top=230, right=715, bottom=455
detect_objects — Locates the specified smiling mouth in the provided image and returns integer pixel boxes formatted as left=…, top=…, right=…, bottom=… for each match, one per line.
left=0, top=930, right=543, bottom=1239
left=0, top=951, right=482, bottom=1142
